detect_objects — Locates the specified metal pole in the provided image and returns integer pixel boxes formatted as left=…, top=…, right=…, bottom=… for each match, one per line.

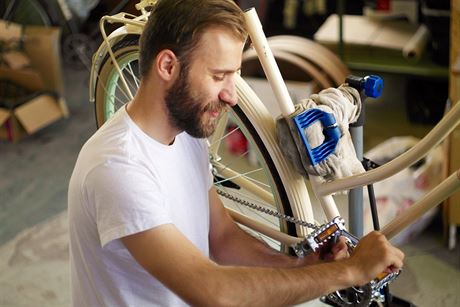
left=338, top=0, right=345, bottom=60
left=349, top=126, right=363, bottom=237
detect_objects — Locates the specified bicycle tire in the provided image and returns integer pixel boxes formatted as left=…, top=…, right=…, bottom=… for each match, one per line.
left=94, top=35, right=140, bottom=127
left=1, top=0, right=53, bottom=26
left=93, top=35, right=314, bottom=252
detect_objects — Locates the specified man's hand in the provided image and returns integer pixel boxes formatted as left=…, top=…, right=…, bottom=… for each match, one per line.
left=345, top=231, right=405, bottom=286
left=295, top=236, right=350, bottom=267
left=321, top=236, right=350, bottom=261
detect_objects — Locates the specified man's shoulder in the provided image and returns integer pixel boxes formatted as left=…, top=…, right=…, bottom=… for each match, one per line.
left=179, top=133, right=208, bottom=151
left=80, top=109, right=134, bottom=160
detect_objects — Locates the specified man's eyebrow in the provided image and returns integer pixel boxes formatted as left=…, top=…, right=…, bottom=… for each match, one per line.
left=209, top=67, right=241, bottom=74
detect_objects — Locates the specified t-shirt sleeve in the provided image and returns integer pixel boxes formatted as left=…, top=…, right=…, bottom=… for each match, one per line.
left=84, top=160, right=171, bottom=248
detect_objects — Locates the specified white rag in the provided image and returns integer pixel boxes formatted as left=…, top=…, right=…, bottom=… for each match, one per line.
left=276, top=85, right=365, bottom=184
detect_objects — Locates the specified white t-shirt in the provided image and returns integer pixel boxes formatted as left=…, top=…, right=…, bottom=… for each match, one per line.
left=68, top=106, right=212, bottom=306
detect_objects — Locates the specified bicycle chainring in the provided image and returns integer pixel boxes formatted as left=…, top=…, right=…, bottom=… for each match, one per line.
left=322, top=284, right=374, bottom=307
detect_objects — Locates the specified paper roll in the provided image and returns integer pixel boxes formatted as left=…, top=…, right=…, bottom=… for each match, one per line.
left=402, top=24, right=430, bottom=60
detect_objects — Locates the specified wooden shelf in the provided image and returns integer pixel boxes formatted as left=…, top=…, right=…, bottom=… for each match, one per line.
left=344, top=53, right=448, bottom=79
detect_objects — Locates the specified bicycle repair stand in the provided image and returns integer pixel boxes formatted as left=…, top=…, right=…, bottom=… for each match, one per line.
left=347, top=75, right=416, bottom=307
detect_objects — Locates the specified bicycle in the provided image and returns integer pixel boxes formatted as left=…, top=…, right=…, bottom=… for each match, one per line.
left=0, top=0, right=53, bottom=26
left=1, top=0, right=133, bottom=69
left=88, top=1, right=460, bottom=305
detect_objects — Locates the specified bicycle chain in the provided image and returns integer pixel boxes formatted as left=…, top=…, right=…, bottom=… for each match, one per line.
left=216, top=188, right=319, bottom=230
left=217, top=188, right=399, bottom=307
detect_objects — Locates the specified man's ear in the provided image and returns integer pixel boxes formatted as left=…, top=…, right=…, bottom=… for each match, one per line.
left=156, top=49, right=179, bottom=82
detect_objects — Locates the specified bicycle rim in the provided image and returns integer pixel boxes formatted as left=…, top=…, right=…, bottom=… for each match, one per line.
left=95, top=36, right=140, bottom=127
left=94, top=36, right=310, bottom=252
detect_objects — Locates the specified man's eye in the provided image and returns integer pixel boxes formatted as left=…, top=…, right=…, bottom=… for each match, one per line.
left=213, top=75, right=225, bottom=81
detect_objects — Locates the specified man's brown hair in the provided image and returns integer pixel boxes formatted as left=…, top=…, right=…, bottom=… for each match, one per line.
left=139, top=0, right=247, bottom=78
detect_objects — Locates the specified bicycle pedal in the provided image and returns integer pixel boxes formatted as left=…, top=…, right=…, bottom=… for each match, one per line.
left=294, top=216, right=346, bottom=257
left=339, top=228, right=360, bottom=248
left=338, top=230, right=400, bottom=292
left=370, top=270, right=400, bottom=292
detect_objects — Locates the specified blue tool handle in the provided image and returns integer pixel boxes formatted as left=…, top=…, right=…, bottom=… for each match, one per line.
left=293, top=109, right=341, bottom=166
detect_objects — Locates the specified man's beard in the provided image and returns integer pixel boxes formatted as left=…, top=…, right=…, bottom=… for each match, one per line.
left=165, top=68, right=227, bottom=138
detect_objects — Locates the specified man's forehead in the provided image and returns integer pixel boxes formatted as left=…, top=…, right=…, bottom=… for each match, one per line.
left=193, top=28, right=244, bottom=66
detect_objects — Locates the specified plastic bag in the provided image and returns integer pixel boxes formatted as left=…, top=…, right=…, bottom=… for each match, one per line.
left=363, top=136, right=444, bottom=245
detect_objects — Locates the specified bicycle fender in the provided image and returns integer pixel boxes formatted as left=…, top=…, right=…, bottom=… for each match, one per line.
left=89, top=26, right=142, bottom=103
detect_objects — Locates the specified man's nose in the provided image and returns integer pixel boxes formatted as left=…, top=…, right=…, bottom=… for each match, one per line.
left=218, top=80, right=238, bottom=107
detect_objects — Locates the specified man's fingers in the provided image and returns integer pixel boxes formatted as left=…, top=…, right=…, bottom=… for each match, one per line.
left=323, top=236, right=350, bottom=261
left=383, top=242, right=404, bottom=272
left=334, top=248, right=349, bottom=261
left=395, top=247, right=405, bottom=262
left=391, top=253, right=404, bottom=271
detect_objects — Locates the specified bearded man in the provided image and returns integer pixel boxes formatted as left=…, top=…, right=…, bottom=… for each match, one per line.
left=68, top=0, right=404, bottom=306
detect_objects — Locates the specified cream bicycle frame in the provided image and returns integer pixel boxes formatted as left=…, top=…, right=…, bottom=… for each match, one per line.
left=243, top=8, right=460, bottom=240
left=89, top=3, right=460, bottom=248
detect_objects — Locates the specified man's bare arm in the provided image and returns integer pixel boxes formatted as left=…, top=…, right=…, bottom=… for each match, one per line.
left=122, top=221, right=403, bottom=306
left=208, top=187, right=348, bottom=267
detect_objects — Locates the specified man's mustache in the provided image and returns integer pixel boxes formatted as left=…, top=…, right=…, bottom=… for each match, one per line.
left=202, top=100, right=228, bottom=113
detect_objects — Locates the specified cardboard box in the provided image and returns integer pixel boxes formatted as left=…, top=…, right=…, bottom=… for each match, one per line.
left=0, top=20, right=68, bottom=142
left=0, top=94, right=64, bottom=142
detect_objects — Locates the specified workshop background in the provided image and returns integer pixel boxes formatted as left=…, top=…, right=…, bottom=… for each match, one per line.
left=0, top=0, right=459, bottom=306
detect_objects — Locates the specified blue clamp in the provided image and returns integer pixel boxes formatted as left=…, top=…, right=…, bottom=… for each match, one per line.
left=346, top=74, right=383, bottom=98
left=293, top=109, right=341, bottom=166
left=362, top=75, right=383, bottom=98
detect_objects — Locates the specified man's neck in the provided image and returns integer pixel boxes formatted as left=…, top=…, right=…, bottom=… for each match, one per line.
left=126, top=80, right=179, bottom=145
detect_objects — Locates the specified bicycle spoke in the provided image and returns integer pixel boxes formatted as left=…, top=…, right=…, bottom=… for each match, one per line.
left=239, top=173, right=270, bottom=188
left=217, top=148, right=249, bottom=169
left=215, top=161, right=275, bottom=206
left=209, top=124, right=241, bottom=148
left=127, top=62, right=140, bottom=88
left=111, top=93, right=128, bottom=107
left=107, top=87, right=129, bottom=107
left=95, top=66, right=132, bottom=109
left=99, top=79, right=128, bottom=107
left=215, top=163, right=271, bottom=190
left=213, top=168, right=262, bottom=186
left=208, top=112, right=230, bottom=157
left=121, top=67, right=138, bottom=94
left=115, top=74, right=135, bottom=102
left=216, top=166, right=270, bottom=189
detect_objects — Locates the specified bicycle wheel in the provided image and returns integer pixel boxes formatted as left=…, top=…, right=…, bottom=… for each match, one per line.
left=1, top=0, right=52, bottom=26
left=94, top=35, right=314, bottom=252
left=94, top=35, right=140, bottom=127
